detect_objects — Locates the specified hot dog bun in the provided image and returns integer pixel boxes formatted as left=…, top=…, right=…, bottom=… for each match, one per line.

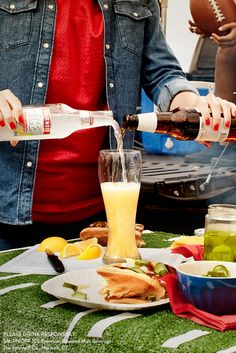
left=79, top=227, right=108, bottom=246
left=79, top=222, right=145, bottom=247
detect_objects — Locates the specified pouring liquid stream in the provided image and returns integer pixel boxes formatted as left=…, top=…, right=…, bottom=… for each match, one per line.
left=111, top=121, right=127, bottom=182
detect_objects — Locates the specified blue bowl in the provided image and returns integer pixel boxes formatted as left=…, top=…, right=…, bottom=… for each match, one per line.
left=176, top=261, right=236, bottom=315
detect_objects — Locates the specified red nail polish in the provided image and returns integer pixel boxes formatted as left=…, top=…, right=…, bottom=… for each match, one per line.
left=0, top=120, right=5, bottom=127
left=213, top=123, right=219, bottom=131
left=18, top=115, right=24, bottom=125
left=205, top=118, right=211, bottom=126
left=225, top=121, right=230, bottom=129
left=10, top=122, right=17, bottom=130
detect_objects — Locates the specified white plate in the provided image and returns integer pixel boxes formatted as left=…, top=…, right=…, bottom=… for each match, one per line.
left=0, top=246, right=172, bottom=275
left=41, top=268, right=170, bottom=311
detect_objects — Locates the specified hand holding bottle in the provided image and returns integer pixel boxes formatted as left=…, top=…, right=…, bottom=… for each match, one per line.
left=0, top=94, right=115, bottom=142
left=0, top=89, right=24, bottom=146
left=123, top=93, right=236, bottom=143
left=170, top=91, right=236, bottom=134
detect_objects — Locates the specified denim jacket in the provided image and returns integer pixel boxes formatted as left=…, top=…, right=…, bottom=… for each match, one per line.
left=0, top=0, right=198, bottom=225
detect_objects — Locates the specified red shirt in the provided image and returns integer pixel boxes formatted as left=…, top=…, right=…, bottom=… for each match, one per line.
left=32, top=0, right=107, bottom=223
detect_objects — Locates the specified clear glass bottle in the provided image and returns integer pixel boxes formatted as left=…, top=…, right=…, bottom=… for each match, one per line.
left=122, top=107, right=236, bottom=142
left=204, top=204, right=236, bottom=261
left=0, top=103, right=116, bottom=141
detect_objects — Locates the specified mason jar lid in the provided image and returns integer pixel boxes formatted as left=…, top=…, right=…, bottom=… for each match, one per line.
left=207, top=204, right=236, bottom=221
left=194, top=228, right=205, bottom=236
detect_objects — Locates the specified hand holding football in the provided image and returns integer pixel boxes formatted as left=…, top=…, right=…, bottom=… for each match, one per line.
left=190, top=0, right=236, bottom=36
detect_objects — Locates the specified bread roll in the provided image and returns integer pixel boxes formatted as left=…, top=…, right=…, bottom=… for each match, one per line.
left=79, top=222, right=145, bottom=247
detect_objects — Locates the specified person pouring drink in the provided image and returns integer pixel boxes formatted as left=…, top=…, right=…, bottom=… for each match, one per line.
left=0, top=0, right=235, bottom=250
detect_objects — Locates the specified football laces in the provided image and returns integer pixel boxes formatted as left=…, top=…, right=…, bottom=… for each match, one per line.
left=209, top=0, right=226, bottom=22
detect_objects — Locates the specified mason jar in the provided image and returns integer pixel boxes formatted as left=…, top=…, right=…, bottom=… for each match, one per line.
left=204, top=204, right=236, bottom=262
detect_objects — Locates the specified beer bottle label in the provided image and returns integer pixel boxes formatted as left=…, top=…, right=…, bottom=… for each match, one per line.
left=14, top=107, right=51, bottom=136
left=136, top=113, right=157, bottom=132
left=195, top=116, right=229, bottom=142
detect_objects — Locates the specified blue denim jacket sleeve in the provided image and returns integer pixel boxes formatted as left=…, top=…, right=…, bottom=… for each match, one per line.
left=158, top=78, right=199, bottom=111
left=104, top=0, right=198, bottom=148
left=139, top=0, right=199, bottom=110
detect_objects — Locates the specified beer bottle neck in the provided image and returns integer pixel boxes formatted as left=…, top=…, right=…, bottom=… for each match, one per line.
left=123, top=108, right=201, bottom=132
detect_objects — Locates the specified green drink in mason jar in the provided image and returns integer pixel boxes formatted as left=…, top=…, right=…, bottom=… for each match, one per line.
left=204, top=204, right=236, bottom=262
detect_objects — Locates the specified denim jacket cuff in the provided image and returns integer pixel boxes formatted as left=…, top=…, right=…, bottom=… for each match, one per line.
left=157, top=78, right=199, bottom=111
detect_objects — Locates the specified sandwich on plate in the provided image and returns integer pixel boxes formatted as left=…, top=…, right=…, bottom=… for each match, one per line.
left=97, top=259, right=169, bottom=304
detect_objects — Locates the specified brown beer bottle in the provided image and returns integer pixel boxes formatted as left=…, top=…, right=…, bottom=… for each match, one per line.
left=123, top=107, right=236, bottom=142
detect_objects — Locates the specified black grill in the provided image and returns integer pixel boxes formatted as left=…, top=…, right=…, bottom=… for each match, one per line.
left=138, top=154, right=236, bottom=234
left=142, top=160, right=236, bottom=201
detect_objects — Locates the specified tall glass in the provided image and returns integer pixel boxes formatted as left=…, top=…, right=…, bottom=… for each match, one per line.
left=98, top=149, right=142, bottom=264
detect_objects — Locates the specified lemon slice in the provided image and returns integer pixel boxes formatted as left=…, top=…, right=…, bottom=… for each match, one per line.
left=60, top=243, right=82, bottom=258
left=37, top=236, right=68, bottom=252
left=74, top=237, right=98, bottom=251
left=76, top=244, right=103, bottom=260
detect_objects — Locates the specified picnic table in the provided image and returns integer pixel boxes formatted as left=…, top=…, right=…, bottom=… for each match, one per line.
left=1, top=231, right=235, bottom=353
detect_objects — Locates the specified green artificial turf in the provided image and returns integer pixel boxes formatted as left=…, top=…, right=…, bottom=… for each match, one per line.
left=1, top=232, right=236, bottom=353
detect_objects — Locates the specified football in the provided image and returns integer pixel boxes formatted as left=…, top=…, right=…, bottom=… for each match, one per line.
left=190, top=0, right=236, bottom=36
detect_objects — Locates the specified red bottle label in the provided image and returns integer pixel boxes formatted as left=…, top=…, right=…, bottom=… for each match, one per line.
left=15, top=107, right=51, bottom=136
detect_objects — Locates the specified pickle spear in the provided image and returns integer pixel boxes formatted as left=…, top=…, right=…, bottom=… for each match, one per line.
left=205, top=264, right=230, bottom=277
left=63, top=282, right=88, bottom=299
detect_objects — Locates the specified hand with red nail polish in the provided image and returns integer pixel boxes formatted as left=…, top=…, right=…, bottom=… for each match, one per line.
left=205, top=117, right=211, bottom=126
left=213, top=123, right=219, bottom=131
left=9, top=122, right=17, bottom=130
left=225, top=121, right=230, bottom=129
left=170, top=91, right=236, bottom=143
left=18, top=115, right=25, bottom=126
left=0, top=89, right=23, bottom=146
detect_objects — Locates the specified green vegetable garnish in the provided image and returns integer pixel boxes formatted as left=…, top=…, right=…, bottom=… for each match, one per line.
left=147, top=293, right=157, bottom=302
left=128, top=267, right=145, bottom=274
left=63, top=282, right=78, bottom=291
left=63, top=282, right=88, bottom=299
left=211, top=245, right=233, bottom=262
left=205, top=264, right=230, bottom=277
left=135, top=259, right=149, bottom=266
left=72, top=291, right=88, bottom=299
left=154, top=263, right=168, bottom=276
